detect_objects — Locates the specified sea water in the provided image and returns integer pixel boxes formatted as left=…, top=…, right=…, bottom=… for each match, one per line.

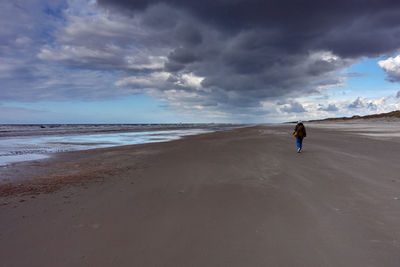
left=0, top=124, right=242, bottom=166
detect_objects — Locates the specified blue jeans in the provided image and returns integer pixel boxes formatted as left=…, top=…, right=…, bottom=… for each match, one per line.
left=296, top=137, right=303, bottom=150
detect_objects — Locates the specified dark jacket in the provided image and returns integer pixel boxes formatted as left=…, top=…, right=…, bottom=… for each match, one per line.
left=294, top=123, right=306, bottom=138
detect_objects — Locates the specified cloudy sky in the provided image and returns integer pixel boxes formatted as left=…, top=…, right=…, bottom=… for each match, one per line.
left=1, top=0, right=400, bottom=123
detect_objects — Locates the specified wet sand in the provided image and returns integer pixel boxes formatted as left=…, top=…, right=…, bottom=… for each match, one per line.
left=1, top=125, right=400, bottom=266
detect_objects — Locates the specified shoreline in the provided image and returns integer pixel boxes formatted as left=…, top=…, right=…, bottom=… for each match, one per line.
left=1, top=124, right=400, bottom=266
left=0, top=125, right=249, bottom=169
left=0, top=126, right=256, bottom=194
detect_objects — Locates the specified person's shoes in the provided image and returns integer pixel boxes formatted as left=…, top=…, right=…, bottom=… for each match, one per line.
left=297, top=148, right=300, bottom=153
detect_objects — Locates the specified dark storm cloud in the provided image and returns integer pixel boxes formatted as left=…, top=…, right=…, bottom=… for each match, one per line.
left=95, top=0, right=400, bottom=114
left=99, top=0, right=400, bottom=57
left=168, top=48, right=198, bottom=65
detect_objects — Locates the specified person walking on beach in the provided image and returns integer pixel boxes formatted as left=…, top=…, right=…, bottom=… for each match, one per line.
left=293, top=120, right=306, bottom=153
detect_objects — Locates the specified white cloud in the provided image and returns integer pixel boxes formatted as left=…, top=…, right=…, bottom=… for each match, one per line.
left=37, top=2, right=172, bottom=71
left=309, top=51, right=339, bottom=63
left=124, top=55, right=167, bottom=70
left=172, top=73, right=205, bottom=90
left=315, top=80, right=346, bottom=91
left=378, top=55, right=400, bottom=81
left=15, top=36, right=32, bottom=46
left=38, top=45, right=116, bottom=61
left=115, top=72, right=170, bottom=88
left=259, top=94, right=400, bottom=122
left=280, top=101, right=306, bottom=113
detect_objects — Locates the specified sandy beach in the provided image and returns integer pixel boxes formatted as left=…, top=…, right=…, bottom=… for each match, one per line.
left=1, top=124, right=400, bottom=266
